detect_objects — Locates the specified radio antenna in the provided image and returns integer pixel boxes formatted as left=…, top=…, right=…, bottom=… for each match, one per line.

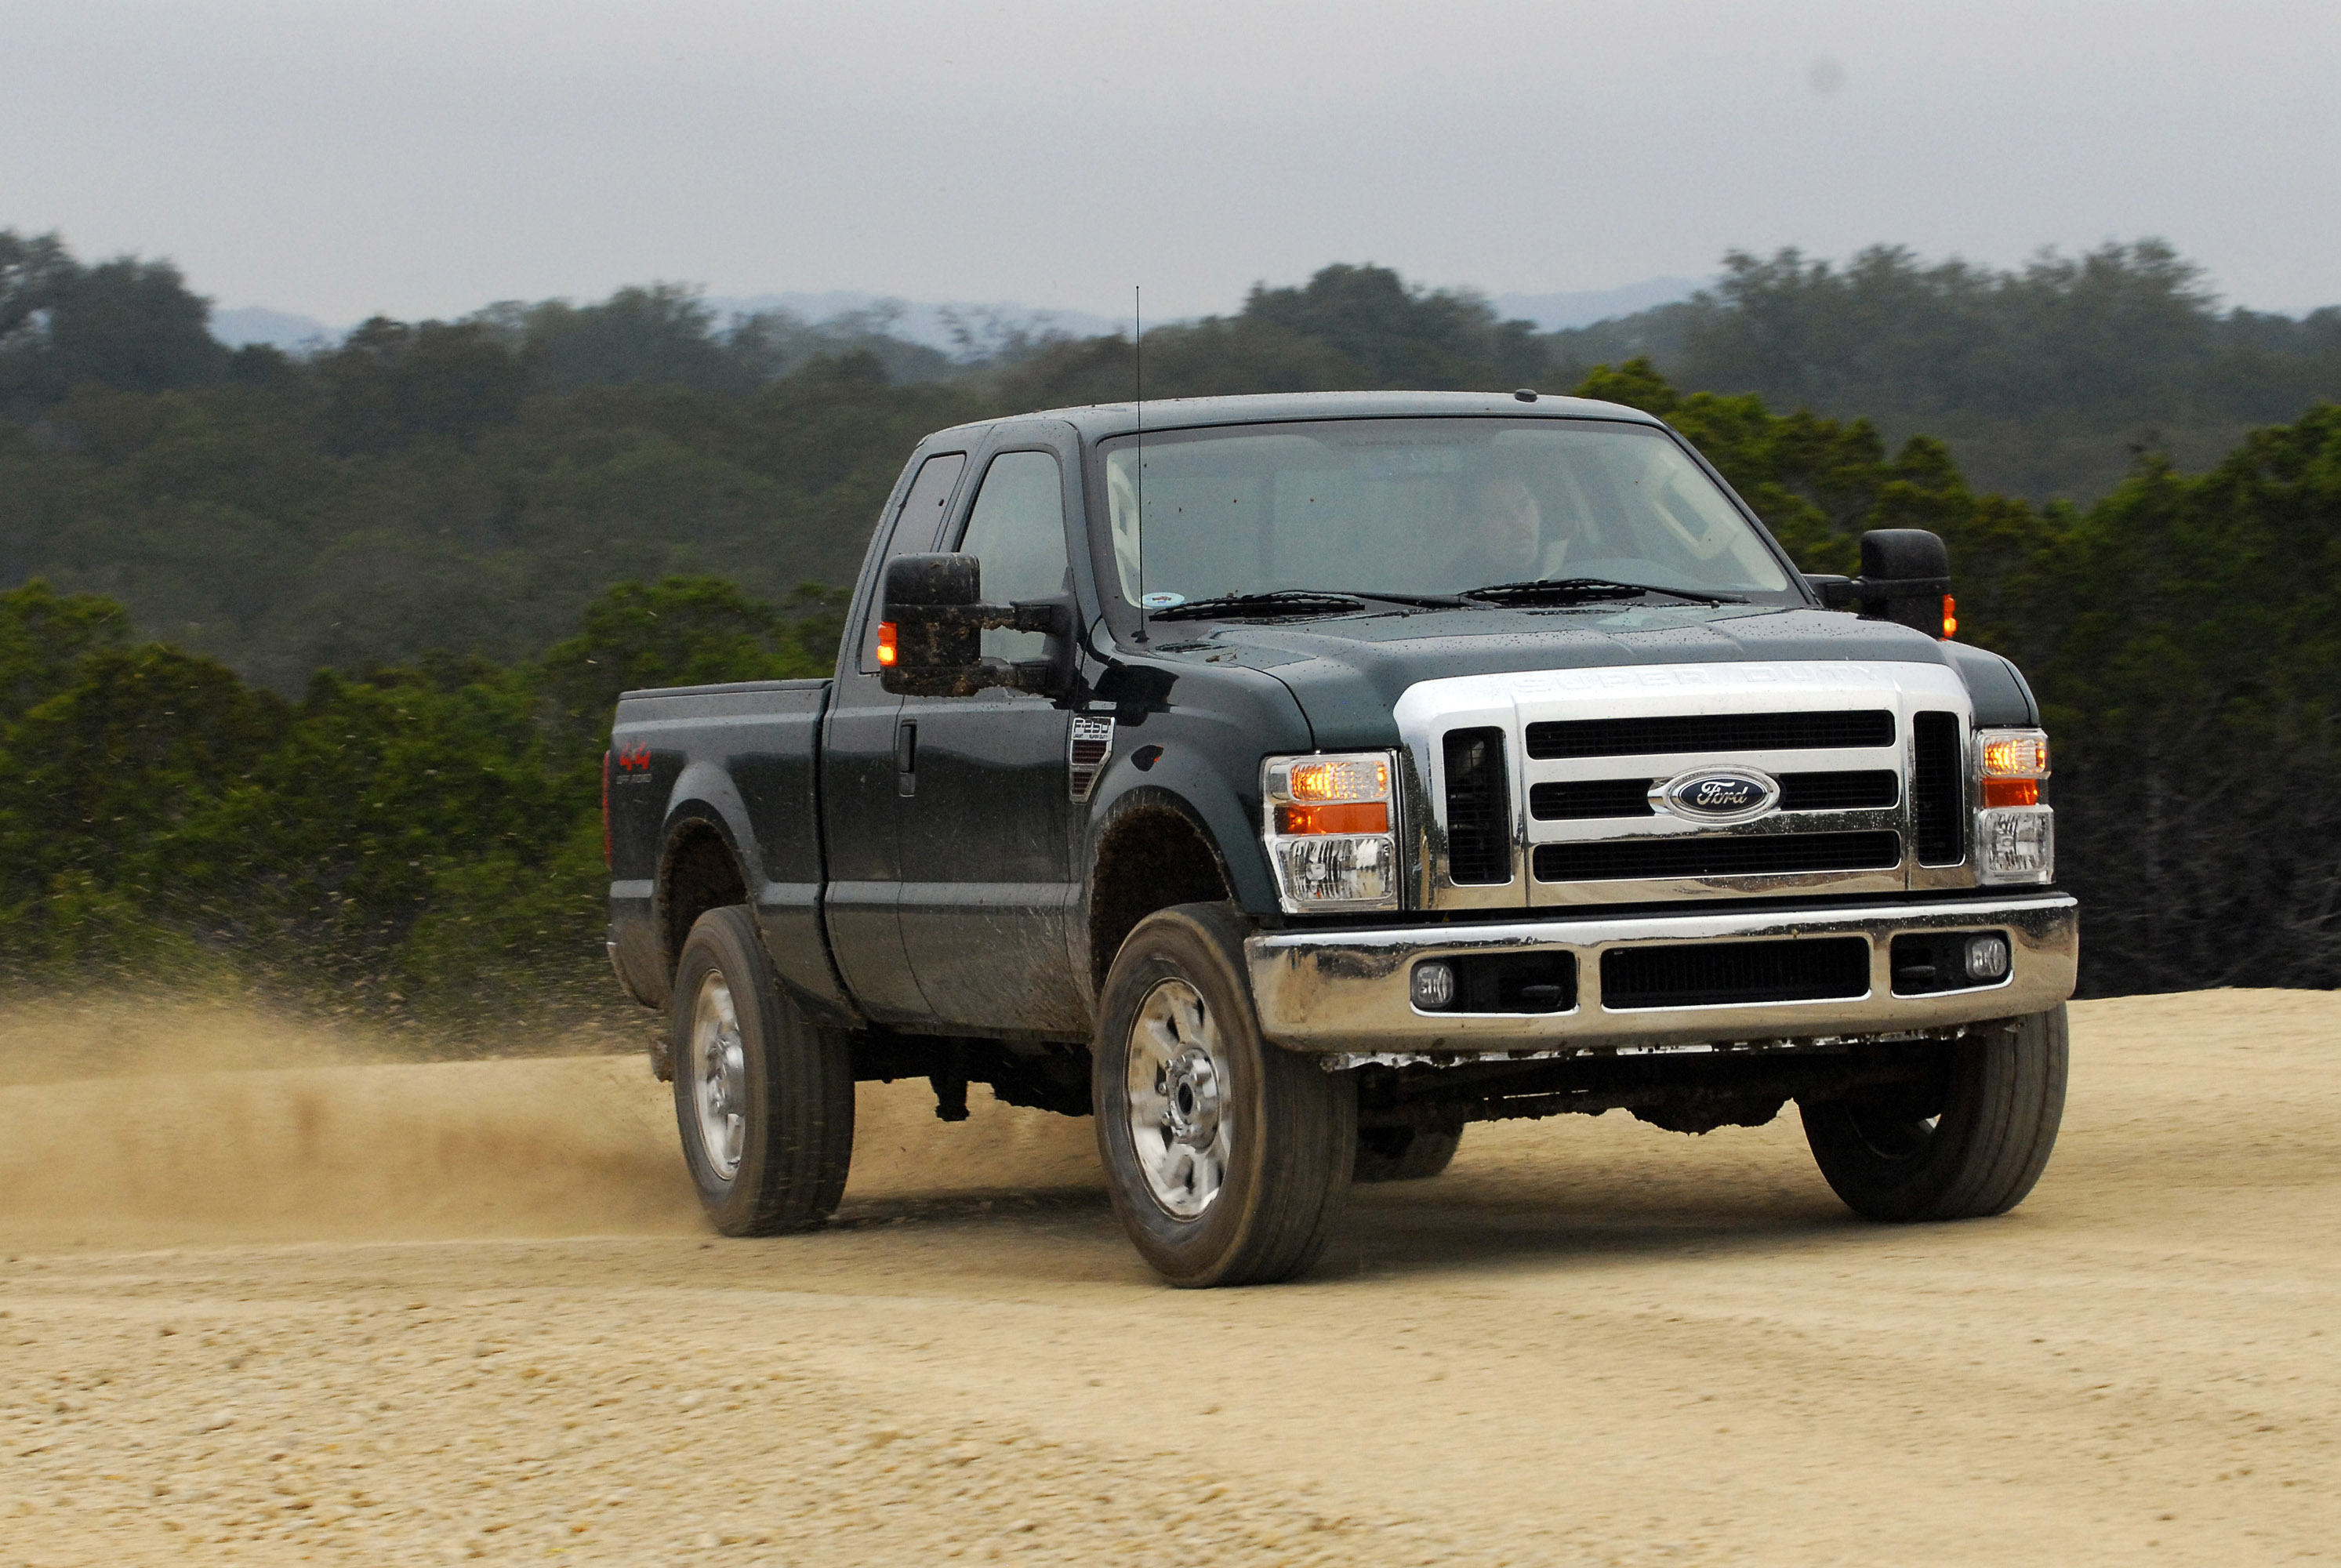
left=1132, top=284, right=1149, bottom=644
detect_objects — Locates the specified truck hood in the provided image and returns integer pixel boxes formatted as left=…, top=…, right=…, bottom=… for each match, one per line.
left=1135, top=603, right=2036, bottom=747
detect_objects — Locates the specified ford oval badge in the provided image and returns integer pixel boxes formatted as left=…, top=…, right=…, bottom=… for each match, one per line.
left=1655, top=768, right=1780, bottom=822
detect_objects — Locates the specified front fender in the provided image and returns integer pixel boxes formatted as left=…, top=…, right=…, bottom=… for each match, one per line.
left=1085, top=762, right=1273, bottom=918
left=1080, top=667, right=1308, bottom=920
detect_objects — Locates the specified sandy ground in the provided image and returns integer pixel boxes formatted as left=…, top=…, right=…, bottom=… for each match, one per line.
left=0, top=990, right=2336, bottom=1566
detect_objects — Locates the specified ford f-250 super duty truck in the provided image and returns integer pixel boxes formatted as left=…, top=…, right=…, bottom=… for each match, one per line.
left=604, top=390, right=2075, bottom=1287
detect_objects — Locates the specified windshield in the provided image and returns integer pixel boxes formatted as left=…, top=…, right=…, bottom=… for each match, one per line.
left=1099, top=418, right=1791, bottom=611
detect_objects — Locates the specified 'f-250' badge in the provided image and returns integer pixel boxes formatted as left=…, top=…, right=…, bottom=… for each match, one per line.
left=1653, top=768, right=1779, bottom=823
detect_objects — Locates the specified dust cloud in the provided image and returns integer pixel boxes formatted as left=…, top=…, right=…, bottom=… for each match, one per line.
left=0, top=993, right=1100, bottom=1251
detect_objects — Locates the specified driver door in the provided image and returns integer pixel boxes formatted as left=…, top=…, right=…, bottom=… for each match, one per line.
left=894, top=436, right=1090, bottom=1036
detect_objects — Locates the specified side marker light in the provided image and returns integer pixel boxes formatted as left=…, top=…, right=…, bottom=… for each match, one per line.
left=1275, top=802, right=1390, bottom=836
left=877, top=621, right=898, bottom=666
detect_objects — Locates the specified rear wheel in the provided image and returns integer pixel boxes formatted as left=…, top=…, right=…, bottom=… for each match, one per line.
left=671, top=906, right=855, bottom=1235
left=1093, top=903, right=1356, bottom=1287
left=1353, top=1124, right=1464, bottom=1183
left=1799, top=1005, right=2067, bottom=1221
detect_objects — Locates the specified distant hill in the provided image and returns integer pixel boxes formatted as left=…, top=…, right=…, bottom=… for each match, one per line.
left=1491, top=277, right=1700, bottom=331
left=206, top=292, right=1136, bottom=361
left=211, top=306, right=339, bottom=350
left=208, top=278, right=1709, bottom=363
left=702, top=292, right=1128, bottom=359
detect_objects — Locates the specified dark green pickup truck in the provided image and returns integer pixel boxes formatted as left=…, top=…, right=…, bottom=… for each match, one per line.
left=604, top=390, right=2075, bottom=1286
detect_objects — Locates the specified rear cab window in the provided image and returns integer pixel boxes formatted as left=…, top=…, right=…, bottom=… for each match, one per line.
left=857, top=451, right=967, bottom=673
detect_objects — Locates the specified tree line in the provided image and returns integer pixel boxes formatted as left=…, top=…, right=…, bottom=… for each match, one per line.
left=3, top=361, right=2333, bottom=1014
left=2, top=230, right=2337, bottom=1011
left=0, top=574, right=834, bottom=1033
left=1548, top=241, right=2341, bottom=503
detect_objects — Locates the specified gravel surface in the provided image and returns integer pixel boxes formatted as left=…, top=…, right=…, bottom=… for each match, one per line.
left=2, top=989, right=2336, bottom=1565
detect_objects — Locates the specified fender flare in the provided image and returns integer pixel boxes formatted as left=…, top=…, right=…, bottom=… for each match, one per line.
left=1084, top=757, right=1273, bottom=916
left=653, top=762, right=760, bottom=968
left=1076, top=771, right=1270, bottom=1000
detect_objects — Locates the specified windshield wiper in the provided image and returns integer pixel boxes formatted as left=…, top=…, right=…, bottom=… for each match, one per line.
left=1335, top=589, right=1468, bottom=608
left=1148, top=590, right=1368, bottom=622
left=1459, top=576, right=1743, bottom=607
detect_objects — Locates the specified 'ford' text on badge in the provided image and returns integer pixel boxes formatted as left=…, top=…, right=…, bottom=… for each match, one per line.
left=1653, top=768, right=1780, bottom=822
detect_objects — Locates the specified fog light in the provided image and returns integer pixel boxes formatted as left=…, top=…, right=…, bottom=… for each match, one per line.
left=1411, top=962, right=1456, bottom=1010
left=1965, top=933, right=2011, bottom=981
left=1976, top=806, right=2054, bottom=884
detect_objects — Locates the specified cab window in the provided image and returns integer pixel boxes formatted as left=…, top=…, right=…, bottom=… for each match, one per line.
left=858, top=452, right=966, bottom=673
left=956, top=450, right=1070, bottom=662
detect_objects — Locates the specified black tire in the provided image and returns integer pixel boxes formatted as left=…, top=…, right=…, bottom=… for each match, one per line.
left=670, top=905, right=855, bottom=1235
left=1353, top=1124, right=1464, bottom=1183
left=1799, top=1005, right=2068, bottom=1221
left=1092, top=902, right=1356, bottom=1287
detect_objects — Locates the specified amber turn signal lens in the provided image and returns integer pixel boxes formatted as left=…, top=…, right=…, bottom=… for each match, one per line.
left=877, top=621, right=898, bottom=666
left=1285, top=757, right=1389, bottom=803
left=1980, top=733, right=2050, bottom=779
left=1981, top=779, right=2040, bottom=808
left=1275, top=801, right=1391, bottom=836
left=1942, top=594, right=1958, bottom=640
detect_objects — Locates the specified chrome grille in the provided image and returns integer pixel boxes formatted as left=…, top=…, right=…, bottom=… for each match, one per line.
left=1530, top=778, right=1657, bottom=820
left=1525, top=709, right=1896, bottom=760
left=1911, top=711, right=1965, bottom=865
left=1396, top=661, right=1980, bottom=910
left=1780, top=769, right=1900, bottom=811
left=1530, top=768, right=1900, bottom=820
left=1440, top=728, right=1511, bottom=884
left=1534, top=830, right=1902, bottom=883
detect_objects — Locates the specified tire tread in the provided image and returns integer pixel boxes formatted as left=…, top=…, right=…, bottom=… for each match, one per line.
left=672, top=906, right=855, bottom=1236
left=1802, top=1004, right=2067, bottom=1223
left=1092, top=902, right=1355, bottom=1287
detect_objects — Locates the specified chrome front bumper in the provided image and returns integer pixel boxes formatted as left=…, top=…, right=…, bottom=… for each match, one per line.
left=1246, top=894, right=2078, bottom=1055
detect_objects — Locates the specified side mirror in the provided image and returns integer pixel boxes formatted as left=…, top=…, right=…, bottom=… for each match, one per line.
left=879, top=553, right=1076, bottom=699
left=1806, top=528, right=1954, bottom=639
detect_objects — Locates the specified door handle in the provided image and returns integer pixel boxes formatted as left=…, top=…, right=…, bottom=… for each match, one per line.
left=895, top=720, right=916, bottom=797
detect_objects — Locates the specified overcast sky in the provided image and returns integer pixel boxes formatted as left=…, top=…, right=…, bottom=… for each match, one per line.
left=6, top=0, right=2338, bottom=324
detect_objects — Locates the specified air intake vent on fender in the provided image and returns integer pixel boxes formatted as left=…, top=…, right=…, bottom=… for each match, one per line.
left=1911, top=711, right=1964, bottom=864
left=1442, top=728, right=1511, bottom=884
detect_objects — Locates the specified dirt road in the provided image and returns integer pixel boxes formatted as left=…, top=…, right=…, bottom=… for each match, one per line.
left=2, top=989, right=2336, bottom=1566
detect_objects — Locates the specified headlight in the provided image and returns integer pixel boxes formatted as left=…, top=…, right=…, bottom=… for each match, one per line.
left=1974, top=727, right=2052, bottom=884
left=1262, top=750, right=1400, bottom=912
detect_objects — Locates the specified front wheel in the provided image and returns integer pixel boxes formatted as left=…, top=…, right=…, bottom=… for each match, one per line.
left=1799, top=1005, right=2068, bottom=1221
left=671, top=905, right=855, bottom=1235
left=1093, top=903, right=1356, bottom=1287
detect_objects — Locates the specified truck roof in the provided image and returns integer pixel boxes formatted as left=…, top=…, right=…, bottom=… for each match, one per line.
left=931, top=389, right=1668, bottom=445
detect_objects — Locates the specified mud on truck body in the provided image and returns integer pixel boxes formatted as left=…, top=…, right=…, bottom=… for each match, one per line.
left=604, top=390, right=2075, bottom=1287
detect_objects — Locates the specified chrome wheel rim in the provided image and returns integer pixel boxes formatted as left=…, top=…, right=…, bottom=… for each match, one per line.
left=1124, top=977, right=1231, bottom=1219
left=688, top=971, right=749, bottom=1181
